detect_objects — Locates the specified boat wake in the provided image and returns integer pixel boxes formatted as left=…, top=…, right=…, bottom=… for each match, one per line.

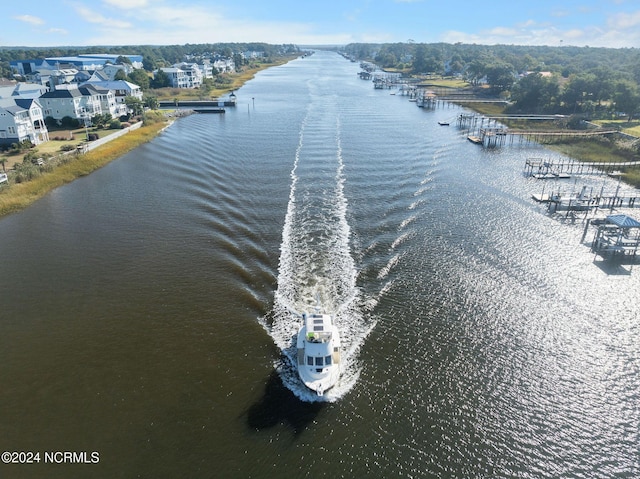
left=261, top=102, right=373, bottom=402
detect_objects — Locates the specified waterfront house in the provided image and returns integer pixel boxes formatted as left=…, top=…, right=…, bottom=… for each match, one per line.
left=39, top=86, right=100, bottom=123
left=172, top=63, right=203, bottom=88
left=0, top=97, right=49, bottom=147
left=79, top=83, right=128, bottom=118
left=155, top=68, right=189, bottom=88
left=80, top=80, right=143, bottom=108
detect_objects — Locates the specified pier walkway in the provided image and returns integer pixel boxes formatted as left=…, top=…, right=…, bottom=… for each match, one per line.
left=524, top=158, right=640, bottom=177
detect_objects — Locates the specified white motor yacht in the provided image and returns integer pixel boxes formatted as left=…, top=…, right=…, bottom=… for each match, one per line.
left=296, top=312, right=341, bottom=396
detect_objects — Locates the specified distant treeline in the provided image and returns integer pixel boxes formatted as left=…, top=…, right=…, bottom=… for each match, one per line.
left=0, top=42, right=300, bottom=78
left=341, top=42, right=640, bottom=119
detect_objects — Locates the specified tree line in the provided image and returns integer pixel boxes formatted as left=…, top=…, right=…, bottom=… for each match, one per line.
left=341, top=42, right=640, bottom=120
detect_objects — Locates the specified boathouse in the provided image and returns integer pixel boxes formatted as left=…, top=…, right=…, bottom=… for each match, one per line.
left=591, top=214, right=640, bottom=259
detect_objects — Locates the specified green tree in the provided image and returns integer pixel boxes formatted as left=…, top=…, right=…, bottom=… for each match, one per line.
left=116, top=55, right=132, bottom=65
left=485, top=62, right=515, bottom=93
left=464, top=59, right=486, bottom=86
left=510, top=73, right=560, bottom=113
left=150, top=69, right=170, bottom=89
left=128, top=69, right=150, bottom=90
left=142, top=55, right=157, bottom=71
left=143, top=95, right=159, bottom=110
left=91, top=113, right=112, bottom=128
left=114, top=69, right=128, bottom=81
left=612, top=79, right=640, bottom=121
left=412, top=44, right=429, bottom=74
left=561, top=73, right=597, bottom=113
left=125, top=96, right=144, bottom=116
left=233, top=53, right=244, bottom=70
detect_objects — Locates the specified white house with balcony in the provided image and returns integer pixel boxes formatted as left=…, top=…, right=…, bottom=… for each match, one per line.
left=39, top=86, right=101, bottom=123
left=213, top=57, right=235, bottom=73
left=0, top=97, right=49, bottom=147
left=173, top=63, right=203, bottom=88
left=80, top=80, right=143, bottom=112
left=155, top=68, right=189, bottom=88
left=80, top=83, right=128, bottom=118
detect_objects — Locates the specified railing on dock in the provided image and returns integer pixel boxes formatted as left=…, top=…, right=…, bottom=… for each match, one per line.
left=524, top=158, right=640, bottom=177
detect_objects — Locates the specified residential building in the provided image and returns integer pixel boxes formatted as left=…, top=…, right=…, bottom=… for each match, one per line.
left=173, top=63, right=203, bottom=88
left=213, top=57, right=235, bottom=73
left=0, top=97, right=49, bottom=146
left=39, top=86, right=99, bottom=122
left=155, top=68, right=188, bottom=88
left=10, top=54, right=143, bottom=76
left=102, top=63, right=134, bottom=80
left=0, top=82, right=48, bottom=100
left=79, top=84, right=127, bottom=118
left=81, top=80, right=143, bottom=107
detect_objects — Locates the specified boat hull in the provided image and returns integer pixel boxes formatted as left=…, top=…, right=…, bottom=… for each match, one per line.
left=296, top=313, right=341, bottom=396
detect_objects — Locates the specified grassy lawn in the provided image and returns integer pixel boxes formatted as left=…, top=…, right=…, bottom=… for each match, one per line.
left=418, top=77, right=470, bottom=88
left=1, top=126, right=122, bottom=171
left=593, top=119, right=640, bottom=136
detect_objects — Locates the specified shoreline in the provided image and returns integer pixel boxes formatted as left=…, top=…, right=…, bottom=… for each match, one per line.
left=0, top=56, right=300, bottom=219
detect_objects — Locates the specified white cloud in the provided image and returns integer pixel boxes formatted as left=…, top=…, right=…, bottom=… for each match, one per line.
left=73, top=3, right=133, bottom=29
left=69, top=1, right=351, bottom=45
left=102, top=0, right=150, bottom=8
left=47, top=28, right=69, bottom=35
left=14, top=14, right=45, bottom=26
left=607, top=9, right=640, bottom=29
left=440, top=7, right=640, bottom=48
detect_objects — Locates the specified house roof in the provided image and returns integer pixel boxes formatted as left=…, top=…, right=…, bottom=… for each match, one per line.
left=607, top=214, right=640, bottom=229
left=40, top=88, right=83, bottom=99
left=80, top=84, right=111, bottom=95
left=81, top=80, right=140, bottom=91
left=0, top=97, right=36, bottom=115
left=14, top=98, right=41, bottom=110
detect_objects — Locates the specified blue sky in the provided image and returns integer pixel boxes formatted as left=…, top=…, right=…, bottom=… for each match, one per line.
left=3, top=0, right=640, bottom=48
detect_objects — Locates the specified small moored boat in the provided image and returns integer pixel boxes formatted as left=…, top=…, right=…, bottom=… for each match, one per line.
left=438, top=121, right=450, bottom=126
left=296, top=312, right=341, bottom=396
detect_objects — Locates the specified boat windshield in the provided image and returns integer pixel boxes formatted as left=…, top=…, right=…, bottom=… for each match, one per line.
left=306, top=355, right=333, bottom=367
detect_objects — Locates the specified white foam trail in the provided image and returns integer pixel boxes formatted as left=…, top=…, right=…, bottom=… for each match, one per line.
left=264, top=107, right=374, bottom=402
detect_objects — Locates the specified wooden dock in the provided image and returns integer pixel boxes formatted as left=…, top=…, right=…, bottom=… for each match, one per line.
left=524, top=158, right=640, bottom=177
left=456, top=113, right=621, bottom=148
left=532, top=185, right=640, bottom=210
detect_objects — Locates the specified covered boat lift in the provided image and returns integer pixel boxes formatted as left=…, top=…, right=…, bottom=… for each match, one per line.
left=590, top=214, right=640, bottom=260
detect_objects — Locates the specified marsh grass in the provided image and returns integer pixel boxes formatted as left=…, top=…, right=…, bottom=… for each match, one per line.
left=0, top=122, right=167, bottom=217
left=544, top=137, right=640, bottom=187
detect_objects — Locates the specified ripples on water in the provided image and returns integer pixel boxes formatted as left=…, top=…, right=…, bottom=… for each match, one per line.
left=1, top=51, right=639, bottom=478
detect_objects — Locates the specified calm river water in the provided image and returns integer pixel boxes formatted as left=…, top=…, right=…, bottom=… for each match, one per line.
left=1, top=51, right=639, bottom=478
